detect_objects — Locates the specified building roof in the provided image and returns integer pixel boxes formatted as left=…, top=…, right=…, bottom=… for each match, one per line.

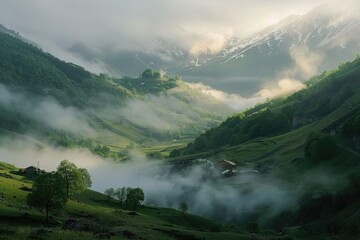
left=216, top=160, right=236, bottom=166
left=222, top=169, right=231, bottom=175
left=20, top=166, right=40, bottom=172
left=25, top=166, right=38, bottom=169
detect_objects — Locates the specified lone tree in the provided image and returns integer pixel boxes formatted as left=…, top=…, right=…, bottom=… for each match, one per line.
left=27, top=172, right=67, bottom=222
left=115, top=187, right=127, bottom=206
left=104, top=188, right=115, bottom=201
left=179, top=202, right=188, bottom=214
left=79, top=168, right=92, bottom=188
left=126, top=188, right=144, bottom=210
left=57, top=160, right=91, bottom=198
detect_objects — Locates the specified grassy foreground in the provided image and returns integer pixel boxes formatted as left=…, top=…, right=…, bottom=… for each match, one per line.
left=0, top=162, right=298, bottom=240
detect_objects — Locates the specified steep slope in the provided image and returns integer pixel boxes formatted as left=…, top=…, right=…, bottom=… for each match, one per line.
left=172, top=55, right=360, bottom=158
left=169, top=55, right=360, bottom=238
left=0, top=31, right=231, bottom=157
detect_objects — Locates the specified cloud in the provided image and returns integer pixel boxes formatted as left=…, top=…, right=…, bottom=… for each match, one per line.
left=186, top=79, right=305, bottom=111
left=189, top=32, right=230, bottom=56
left=97, top=86, right=232, bottom=133
left=0, top=0, right=331, bottom=56
left=257, top=79, right=305, bottom=99
left=0, top=81, right=231, bottom=142
left=0, top=137, right=103, bottom=171
left=287, top=46, right=324, bottom=79
left=116, top=96, right=181, bottom=131
left=0, top=131, right=345, bottom=225
left=0, top=84, right=93, bottom=135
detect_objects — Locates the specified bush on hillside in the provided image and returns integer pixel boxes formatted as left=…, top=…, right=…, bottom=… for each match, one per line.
left=305, top=133, right=338, bottom=162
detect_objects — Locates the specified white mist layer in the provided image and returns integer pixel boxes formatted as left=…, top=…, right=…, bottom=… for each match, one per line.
left=187, top=79, right=305, bottom=111
left=0, top=137, right=298, bottom=223
left=0, top=84, right=93, bottom=135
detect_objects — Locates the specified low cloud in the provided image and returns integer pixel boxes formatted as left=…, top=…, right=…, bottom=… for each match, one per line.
left=114, top=94, right=191, bottom=131
left=187, top=79, right=305, bottom=111
left=0, top=134, right=345, bottom=225
left=96, top=86, right=232, bottom=133
left=0, top=137, right=296, bottom=224
left=257, top=79, right=305, bottom=99
left=287, top=46, right=324, bottom=79
left=0, top=84, right=93, bottom=135
left=189, top=32, right=229, bottom=56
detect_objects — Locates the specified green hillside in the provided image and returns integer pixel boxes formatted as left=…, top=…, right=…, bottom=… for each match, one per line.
left=0, top=31, right=230, bottom=159
left=172, top=58, right=360, bottom=156
left=169, top=57, right=360, bottom=238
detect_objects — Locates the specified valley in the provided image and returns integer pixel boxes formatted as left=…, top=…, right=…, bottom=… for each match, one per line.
left=0, top=1, right=360, bottom=239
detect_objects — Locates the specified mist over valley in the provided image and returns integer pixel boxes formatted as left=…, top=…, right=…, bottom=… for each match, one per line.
left=0, top=1, right=359, bottom=239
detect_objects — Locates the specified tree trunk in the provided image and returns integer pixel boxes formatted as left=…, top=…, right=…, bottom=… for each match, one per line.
left=46, top=206, right=49, bottom=223
left=66, top=183, right=70, bottom=199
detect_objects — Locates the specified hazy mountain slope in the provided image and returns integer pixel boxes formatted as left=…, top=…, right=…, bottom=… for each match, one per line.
left=172, top=55, right=360, bottom=156
left=185, top=1, right=360, bottom=93
left=0, top=32, right=130, bottom=108
left=0, top=31, right=231, bottom=156
left=65, top=1, right=360, bottom=96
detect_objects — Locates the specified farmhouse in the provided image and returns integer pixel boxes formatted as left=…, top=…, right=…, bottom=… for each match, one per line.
left=215, top=160, right=237, bottom=177
left=19, top=166, right=45, bottom=178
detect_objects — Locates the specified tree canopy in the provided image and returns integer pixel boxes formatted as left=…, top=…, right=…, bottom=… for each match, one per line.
left=27, top=172, right=67, bottom=222
left=104, top=188, right=115, bottom=201
left=115, top=187, right=127, bottom=205
left=179, top=202, right=188, bottom=214
left=57, top=160, right=91, bottom=198
left=126, top=188, right=144, bottom=210
left=305, top=133, right=338, bottom=162
left=141, top=69, right=161, bottom=79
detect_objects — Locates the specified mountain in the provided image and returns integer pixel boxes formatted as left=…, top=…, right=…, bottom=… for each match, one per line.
left=0, top=31, right=231, bottom=158
left=68, top=40, right=211, bottom=78
left=66, top=0, right=360, bottom=96
left=187, top=0, right=360, bottom=93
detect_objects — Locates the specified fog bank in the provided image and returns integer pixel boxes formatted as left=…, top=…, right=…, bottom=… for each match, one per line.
left=0, top=137, right=295, bottom=223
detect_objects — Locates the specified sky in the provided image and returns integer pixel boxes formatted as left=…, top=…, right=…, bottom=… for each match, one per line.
left=0, top=0, right=331, bottom=54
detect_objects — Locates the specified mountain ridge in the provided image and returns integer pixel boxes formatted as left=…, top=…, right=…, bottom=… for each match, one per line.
left=63, top=1, right=360, bottom=96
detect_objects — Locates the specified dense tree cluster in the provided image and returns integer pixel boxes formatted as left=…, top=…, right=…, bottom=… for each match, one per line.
left=114, top=69, right=177, bottom=94
left=305, top=133, right=338, bottom=162
left=104, top=187, right=144, bottom=211
left=141, top=69, right=161, bottom=79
